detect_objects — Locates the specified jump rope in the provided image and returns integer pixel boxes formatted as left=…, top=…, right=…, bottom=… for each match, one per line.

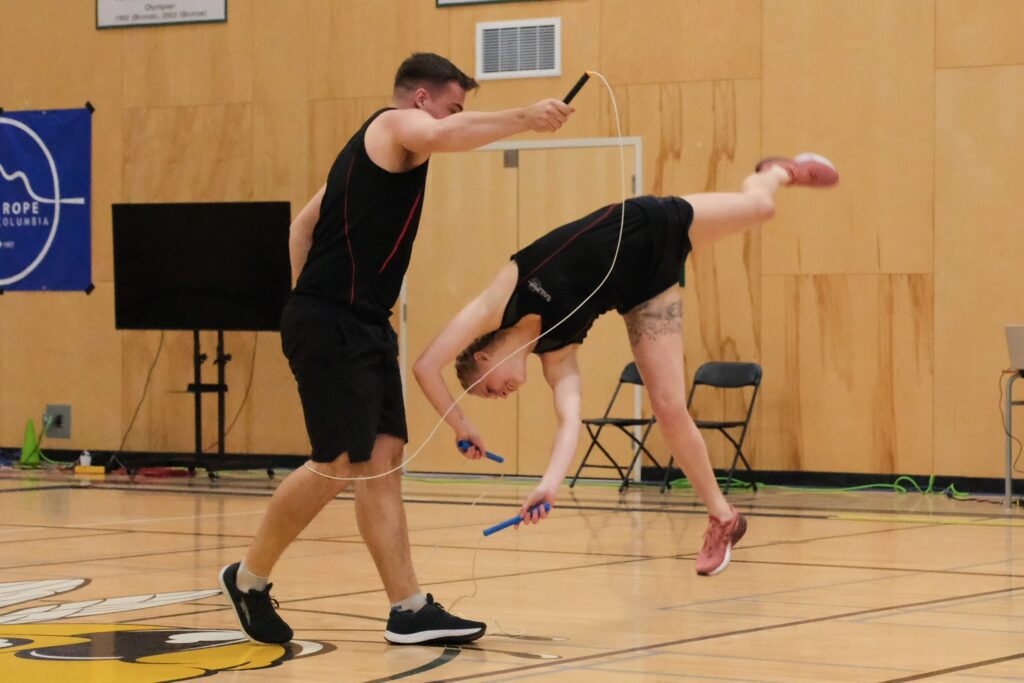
left=303, top=71, right=628, bottom=612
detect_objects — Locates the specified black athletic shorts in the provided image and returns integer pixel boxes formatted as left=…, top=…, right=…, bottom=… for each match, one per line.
left=615, top=196, right=694, bottom=314
left=280, top=295, right=407, bottom=463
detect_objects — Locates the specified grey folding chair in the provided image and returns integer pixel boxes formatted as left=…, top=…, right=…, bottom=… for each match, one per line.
left=569, top=362, right=668, bottom=493
left=662, top=361, right=762, bottom=494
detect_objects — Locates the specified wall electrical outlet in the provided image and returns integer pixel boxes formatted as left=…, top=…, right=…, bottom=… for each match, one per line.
left=43, top=404, right=71, bottom=439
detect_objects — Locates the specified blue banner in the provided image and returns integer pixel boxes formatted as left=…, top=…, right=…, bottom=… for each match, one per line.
left=0, top=108, right=92, bottom=291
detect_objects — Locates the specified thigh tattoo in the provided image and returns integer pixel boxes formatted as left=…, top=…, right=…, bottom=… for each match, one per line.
left=625, top=299, right=682, bottom=345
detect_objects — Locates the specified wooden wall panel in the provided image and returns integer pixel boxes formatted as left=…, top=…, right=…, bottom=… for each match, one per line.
left=769, top=275, right=886, bottom=473
left=254, top=101, right=310, bottom=211
left=0, top=2, right=126, bottom=449
left=448, top=1, right=603, bottom=139
left=3, top=0, right=1023, bottom=481
left=119, top=103, right=256, bottom=453
left=122, top=1, right=254, bottom=108
left=597, top=83, right=659, bottom=188
left=122, top=104, right=254, bottom=202
left=93, top=109, right=123, bottom=285
left=253, top=0, right=311, bottom=104
left=120, top=330, right=220, bottom=453
left=0, top=1, right=124, bottom=285
left=758, top=276, right=803, bottom=471
left=763, top=0, right=934, bottom=276
left=309, top=0, right=451, bottom=101
left=405, top=151, right=518, bottom=474
left=680, top=81, right=764, bottom=467
left=937, top=0, right=1024, bottom=68
left=516, top=146, right=637, bottom=477
left=935, top=65, right=1024, bottom=478
left=245, top=333, right=309, bottom=455
left=309, top=98, right=389, bottom=193
left=0, top=286, right=122, bottom=450
left=195, top=332, right=306, bottom=456
left=603, top=81, right=763, bottom=197
left=884, top=274, right=934, bottom=476
left=760, top=274, right=930, bottom=474
left=0, top=1, right=122, bottom=111
left=597, top=80, right=763, bottom=467
left=599, top=0, right=762, bottom=84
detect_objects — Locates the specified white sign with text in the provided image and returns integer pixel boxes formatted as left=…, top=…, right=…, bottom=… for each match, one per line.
left=97, top=0, right=226, bottom=29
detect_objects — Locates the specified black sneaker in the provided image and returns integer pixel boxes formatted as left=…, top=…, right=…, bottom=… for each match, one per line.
left=384, top=594, right=486, bottom=645
left=219, top=562, right=293, bottom=644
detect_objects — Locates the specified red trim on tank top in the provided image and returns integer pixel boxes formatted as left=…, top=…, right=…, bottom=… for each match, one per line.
left=517, top=204, right=618, bottom=285
left=343, top=157, right=357, bottom=304
left=378, top=189, right=423, bottom=273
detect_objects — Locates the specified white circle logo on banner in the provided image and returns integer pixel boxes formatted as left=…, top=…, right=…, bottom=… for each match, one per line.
left=0, top=116, right=62, bottom=287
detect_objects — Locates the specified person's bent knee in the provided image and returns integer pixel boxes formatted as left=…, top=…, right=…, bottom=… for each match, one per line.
left=374, top=434, right=406, bottom=470
left=347, top=437, right=403, bottom=486
left=650, top=392, right=692, bottom=426
left=308, top=453, right=354, bottom=481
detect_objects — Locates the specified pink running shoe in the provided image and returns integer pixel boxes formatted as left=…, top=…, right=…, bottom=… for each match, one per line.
left=755, top=152, right=839, bottom=187
left=695, top=506, right=747, bottom=576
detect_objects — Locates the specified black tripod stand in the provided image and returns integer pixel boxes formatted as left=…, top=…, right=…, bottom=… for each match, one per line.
left=187, top=330, right=273, bottom=480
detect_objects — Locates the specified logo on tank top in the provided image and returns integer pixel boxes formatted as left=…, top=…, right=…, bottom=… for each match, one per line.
left=527, top=278, right=552, bottom=302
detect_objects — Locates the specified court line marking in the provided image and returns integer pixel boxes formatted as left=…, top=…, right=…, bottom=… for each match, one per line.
left=11, top=478, right=1019, bottom=521
left=0, top=508, right=266, bottom=535
left=732, top=558, right=1024, bottom=580
left=0, top=485, right=81, bottom=495
left=0, top=530, right=122, bottom=546
left=123, top=606, right=231, bottom=623
left=0, top=542, right=252, bottom=571
left=837, top=512, right=1024, bottom=527
left=427, top=585, right=1024, bottom=682
left=280, top=519, right=942, bottom=605
left=882, top=650, right=1024, bottom=682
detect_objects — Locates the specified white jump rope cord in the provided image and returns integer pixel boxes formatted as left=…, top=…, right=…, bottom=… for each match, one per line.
left=304, top=70, right=627, bottom=485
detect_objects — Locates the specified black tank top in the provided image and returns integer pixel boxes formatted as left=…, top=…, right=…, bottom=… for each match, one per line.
left=500, top=196, right=688, bottom=353
left=293, top=108, right=428, bottom=323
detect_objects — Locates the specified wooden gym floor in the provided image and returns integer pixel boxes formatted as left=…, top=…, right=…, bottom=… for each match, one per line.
left=1, top=468, right=1023, bottom=682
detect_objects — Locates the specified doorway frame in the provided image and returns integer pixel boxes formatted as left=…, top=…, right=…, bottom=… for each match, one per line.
left=399, top=136, right=645, bottom=476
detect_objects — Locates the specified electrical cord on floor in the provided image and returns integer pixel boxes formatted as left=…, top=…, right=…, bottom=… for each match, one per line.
left=669, top=473, right=1024, bottom=508
left=668, top=474, right=969, bottom=498
left=998, top=369, right=1024, bottom=476
left=990, top=368, right=1024, bottom=508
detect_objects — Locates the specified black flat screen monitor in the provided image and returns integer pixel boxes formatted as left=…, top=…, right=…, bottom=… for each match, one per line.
left=112, top=202, right=291, bottom=331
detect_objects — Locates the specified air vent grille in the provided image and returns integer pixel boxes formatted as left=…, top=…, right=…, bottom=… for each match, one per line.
left=476, top=18, right=561, bottom=80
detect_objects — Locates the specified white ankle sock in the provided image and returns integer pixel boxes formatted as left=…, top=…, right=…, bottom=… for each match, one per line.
left=236, top=561, right=269, bottom=593
left=391, top=592, right=427, bottom=613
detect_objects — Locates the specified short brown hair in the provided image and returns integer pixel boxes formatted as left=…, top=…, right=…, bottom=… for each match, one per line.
left=454, top=330, right=499, bottom=389
left=394, top=52, right=479, bottom=93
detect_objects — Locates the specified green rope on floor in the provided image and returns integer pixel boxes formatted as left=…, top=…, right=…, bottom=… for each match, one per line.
left=402, top=471, right=974, bottom=501
left=667, top=473, right=971, bottom=499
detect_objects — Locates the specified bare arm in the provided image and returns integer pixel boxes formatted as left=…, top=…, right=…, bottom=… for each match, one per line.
left=539, top=348, right=584, bottom=487
left=412, top=264, right=515, bottom=454
left=379, top=99, right=573, bottom=156
left=413, top=294, right=495, bottom=434
left=288, top=185, right=325, bottom=287
left=518, top=346, right=582, bottom=523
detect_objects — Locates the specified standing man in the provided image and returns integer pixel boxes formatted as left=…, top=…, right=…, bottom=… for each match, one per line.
left=220, top=53, right=574, bottom=646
